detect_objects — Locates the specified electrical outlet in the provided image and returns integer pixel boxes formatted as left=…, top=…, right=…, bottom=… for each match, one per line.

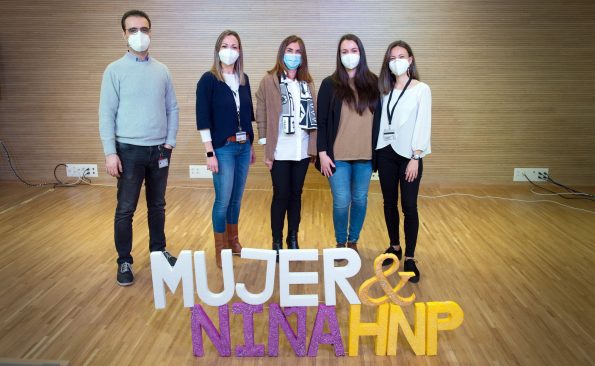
left=513, top=168, right=549, bottom=182
left=189, top=165, right=212, bottom=179
left=371, top=172, right=379, bottom=181
left=66, top=164, right=98, bottom=177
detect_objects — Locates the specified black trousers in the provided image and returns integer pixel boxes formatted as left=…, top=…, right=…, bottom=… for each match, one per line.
left=115, top=142, right=171, bottom=264
left=377, top=145, right=423, bottom=258
left=270, top=158, right=310, bottom=235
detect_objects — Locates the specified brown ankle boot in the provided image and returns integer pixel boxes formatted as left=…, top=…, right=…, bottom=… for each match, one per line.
left=226, top=223, right=243, bottom=254
left=335, top=243, right=347, bottom=264
left=347, top=242, right=359, bottom=254
left=214, top=232, right=227, bottom=268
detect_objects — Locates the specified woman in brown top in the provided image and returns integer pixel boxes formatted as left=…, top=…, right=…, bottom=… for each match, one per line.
left=316, top=34, right=379, bottom=252
left=255, top=35, right=318, bottom=258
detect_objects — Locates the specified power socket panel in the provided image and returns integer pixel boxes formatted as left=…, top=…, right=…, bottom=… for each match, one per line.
left=66, top=164, right=98, bottom=177
left=513, top=167, right=549, bottom=182
left=189, top=165, right=212, bottom=179
left=371, top=172, right=379, bottom=181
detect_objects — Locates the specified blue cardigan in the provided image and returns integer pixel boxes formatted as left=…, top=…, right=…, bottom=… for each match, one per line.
left=196, top=71, right=255, bottom=149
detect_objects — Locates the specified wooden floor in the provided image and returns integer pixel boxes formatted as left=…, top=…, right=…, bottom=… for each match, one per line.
left=0, top=181, right=594, bottom=365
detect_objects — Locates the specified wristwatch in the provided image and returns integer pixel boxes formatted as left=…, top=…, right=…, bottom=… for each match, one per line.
left=206, top=151, right=214, bottom=158
left=411, top=154, right=421, bottom=160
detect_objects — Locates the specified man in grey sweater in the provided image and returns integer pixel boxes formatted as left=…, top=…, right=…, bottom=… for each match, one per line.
left=99, top=10, right=179, bottom=286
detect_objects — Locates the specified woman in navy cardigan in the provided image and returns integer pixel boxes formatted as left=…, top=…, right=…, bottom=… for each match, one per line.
left=196, top=30, right=255, bottom=268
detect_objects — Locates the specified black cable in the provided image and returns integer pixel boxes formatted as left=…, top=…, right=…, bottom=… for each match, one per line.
left=523, top=173, right=595, bottom=202
left=53, top=163, right=89, bottom=186
left=543, top=173, right=594, bottom=198
left=1, top=140, right=91, bottom=188
left=540, top=172, right=594, bottom=201
left=523, top=173, right=591, bottom=201
left=80, top=168, right=92, bottom=185
left=1, top=139, right=55, bottom=187
left=54, top=163, right=69, bottom=185
left=547, top=177, right=591, bottom=197
left=540, top=172, right=578, bottom=193
left=524, top=174, right=565, bottom=195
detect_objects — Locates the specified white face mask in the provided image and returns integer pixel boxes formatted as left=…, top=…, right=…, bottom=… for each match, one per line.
left=340, top=53, right=360, bottom=70
left=389, top=58, right=410, bottom=76
left=128, top=32, right=150, bottom=52
left=219, top=48, right=240, bottom=66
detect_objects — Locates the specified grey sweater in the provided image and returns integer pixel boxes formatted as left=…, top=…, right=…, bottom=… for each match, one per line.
left=99, top=52, right=179, bottom=156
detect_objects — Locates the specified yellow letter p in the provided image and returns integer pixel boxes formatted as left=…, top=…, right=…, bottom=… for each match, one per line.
left=426, top=301, right=464, bottom=356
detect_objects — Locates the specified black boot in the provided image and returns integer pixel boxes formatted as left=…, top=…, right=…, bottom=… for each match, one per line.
left=272, top=232, right=283, bottom=262
left=286, top=230, right=299, bottom=249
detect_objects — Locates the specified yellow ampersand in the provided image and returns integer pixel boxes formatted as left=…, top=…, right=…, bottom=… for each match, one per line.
left=358, top=253, right=416, bottom=306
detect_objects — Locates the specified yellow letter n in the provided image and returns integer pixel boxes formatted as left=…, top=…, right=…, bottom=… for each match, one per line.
left=387, top=302, right=426, bottom=356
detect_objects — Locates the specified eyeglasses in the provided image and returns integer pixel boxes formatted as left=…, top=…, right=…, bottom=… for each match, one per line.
left=127, top=27, right=150, bottom=34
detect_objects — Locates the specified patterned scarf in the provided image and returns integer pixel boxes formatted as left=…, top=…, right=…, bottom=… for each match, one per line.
left=280, top=75, right=317, bottom=134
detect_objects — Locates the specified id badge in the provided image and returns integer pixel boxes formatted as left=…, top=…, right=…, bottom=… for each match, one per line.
left=158, top=157, right=169, bottom=168
left=383, top=129, right=396, bottom=141
left=235, top=131, right=247, bottom=143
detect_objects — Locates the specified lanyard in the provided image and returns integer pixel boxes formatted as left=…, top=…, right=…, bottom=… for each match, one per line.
left=386, top=77, right=412, bottom=126
left=232, top=90, right=242, bottom=131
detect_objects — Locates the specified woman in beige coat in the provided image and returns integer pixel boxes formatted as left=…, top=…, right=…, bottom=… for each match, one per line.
left=255, top=35, right=317, bottom=258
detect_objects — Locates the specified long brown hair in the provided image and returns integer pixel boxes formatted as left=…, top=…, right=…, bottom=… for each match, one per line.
left=378, top=40, right=420, bottom=95
left=210, top=30, right=246, bottom=86
left=331, top=34, right=379, bottom=115
left=269, top=35, right=313, bottom=83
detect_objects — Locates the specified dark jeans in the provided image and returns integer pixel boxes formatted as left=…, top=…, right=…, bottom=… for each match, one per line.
left=115, top=142, right=171, bottom=264
left=377, top=145, right=423, bottom=258
left=270, top=158, right=310, bottom=235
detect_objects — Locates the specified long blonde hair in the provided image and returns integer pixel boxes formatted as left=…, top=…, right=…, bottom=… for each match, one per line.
left=210, top=30, right=246, bottom=86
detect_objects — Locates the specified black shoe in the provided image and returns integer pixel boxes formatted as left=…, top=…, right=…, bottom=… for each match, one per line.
left=272, top=233, right=283, bottom=263
left=286, top=230, right=299, bottom=250
left=117, top=262, right=134, bottom=286
left=334, top=243, right=347, bottom=264
left=162, top=250, right=177, bottom=266
left=404, top=258, right=420, bottom=283
left=382, top=245, right=403, bottom=266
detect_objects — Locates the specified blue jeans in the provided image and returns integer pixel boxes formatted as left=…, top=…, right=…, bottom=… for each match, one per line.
left=212, top=141, right=251, bottom=233
left=115, top=142, right=170, bottom=264
left=328, top=160, right=373, bottom=244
